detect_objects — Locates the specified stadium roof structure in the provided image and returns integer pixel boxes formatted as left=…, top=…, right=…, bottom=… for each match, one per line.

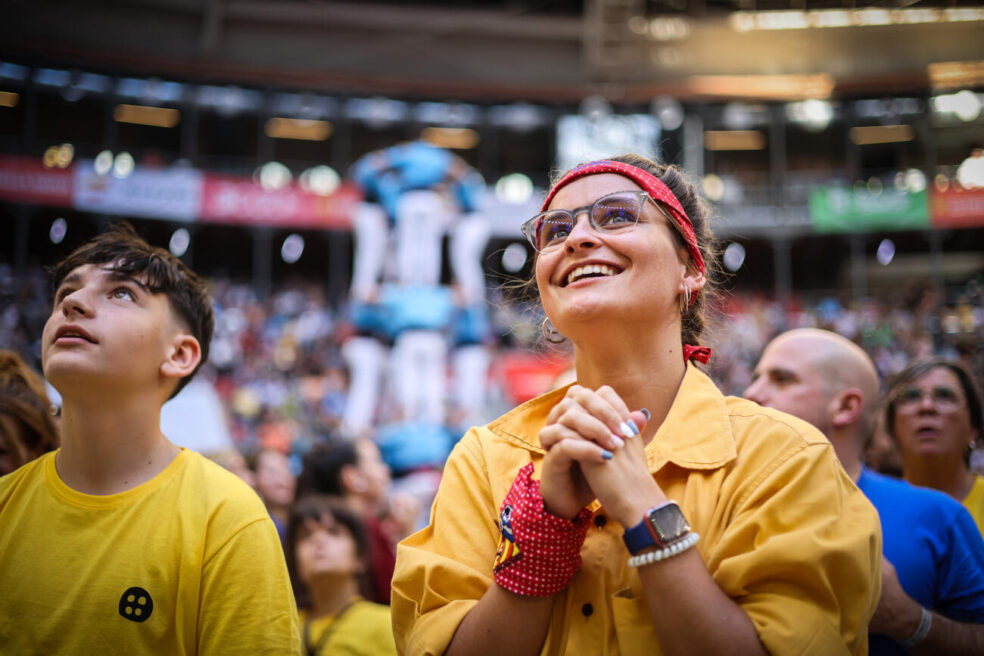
left=2, top=0, right=983, bottom=103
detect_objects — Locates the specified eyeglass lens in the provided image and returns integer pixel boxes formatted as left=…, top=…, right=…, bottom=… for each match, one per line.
left=897, top=386, right=961, bottom=410
left=534, top=192, right=643, bottom=251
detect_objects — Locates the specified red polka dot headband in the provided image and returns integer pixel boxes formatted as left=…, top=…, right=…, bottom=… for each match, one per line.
left=540, top=160, right=706, bottom=276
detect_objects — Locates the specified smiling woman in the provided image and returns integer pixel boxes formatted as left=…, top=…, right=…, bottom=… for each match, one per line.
left=884, top=358, right=984, bottom=535
left=392, top=154, right=882, bottom=656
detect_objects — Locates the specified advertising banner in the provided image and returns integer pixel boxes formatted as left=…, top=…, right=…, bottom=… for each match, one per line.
left=200, top=175, right=360, bottom=229
left=73, top=162, right=202, bottom=221
left=0, top=155, right=73, bottom=206
left=929, top=188, right=984, bottom=228
left=808, top=186, right=928, bottom=233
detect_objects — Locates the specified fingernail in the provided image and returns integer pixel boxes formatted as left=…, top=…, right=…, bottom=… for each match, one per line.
left=601, top=450, right=613, bottom=460
left=641, top=408, right=651, bottom=421
left=611, top=434, right=625, bottom=449
left=619, top=422, right=635, bottom=439
left=626, top=419, right=640, bottom=436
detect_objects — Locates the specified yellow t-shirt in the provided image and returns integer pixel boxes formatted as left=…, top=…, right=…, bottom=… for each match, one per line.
left=962, top=474, right=984, bottom=537
left=393, top=363, right=882, bottom=656
left=300, top=600, right=397, bottom=656
left=0, top=448, right=300, bottom=654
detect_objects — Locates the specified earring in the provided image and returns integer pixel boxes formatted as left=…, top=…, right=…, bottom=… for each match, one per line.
left=542, top=317, right=566, bottom=344
left=679, top=287, right=691, bottom=314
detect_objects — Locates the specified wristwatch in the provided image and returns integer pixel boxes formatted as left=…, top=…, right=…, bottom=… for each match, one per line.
left=622, top=501, right=691, bottom=555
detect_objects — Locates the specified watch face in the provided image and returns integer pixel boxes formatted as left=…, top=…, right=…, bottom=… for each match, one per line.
left=647, top=503, right=690, bottom=544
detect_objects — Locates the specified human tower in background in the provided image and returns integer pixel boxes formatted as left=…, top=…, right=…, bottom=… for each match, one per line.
left=342, top=140, right=493, bottom=471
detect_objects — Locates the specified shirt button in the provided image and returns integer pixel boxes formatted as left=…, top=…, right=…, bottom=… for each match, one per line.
left=582, top=603, right=594, bottom=617
left=594, top=514, right=607, bottom=527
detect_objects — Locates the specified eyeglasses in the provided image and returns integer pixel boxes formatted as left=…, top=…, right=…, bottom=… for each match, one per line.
left=521, top=190, right=653, bottom=253
left=894, top=386, right=964, bottom=413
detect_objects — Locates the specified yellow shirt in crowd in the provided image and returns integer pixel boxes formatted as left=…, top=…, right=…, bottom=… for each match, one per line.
left=300, top=600, right=397, bottom=656
left=0, top=448, right=300, bottom=654
left=962, top=474, right=984, bottom=537
left=393, top=363, right=882, bottom=656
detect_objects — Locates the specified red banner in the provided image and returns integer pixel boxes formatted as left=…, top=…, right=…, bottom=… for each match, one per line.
left=200, top=175, right=361, bottom=229
left=496, top=351, right=573, bottom=405
left=930, top=187, right=984, bottom=228
left=0, top=155, right=73, bottom=206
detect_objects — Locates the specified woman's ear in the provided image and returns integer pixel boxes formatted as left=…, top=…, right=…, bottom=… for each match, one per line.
left=679, top=269, right=706, bottom=298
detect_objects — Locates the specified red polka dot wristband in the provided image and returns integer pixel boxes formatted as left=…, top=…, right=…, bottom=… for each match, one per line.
left=493, top=462, right=592, bottom=597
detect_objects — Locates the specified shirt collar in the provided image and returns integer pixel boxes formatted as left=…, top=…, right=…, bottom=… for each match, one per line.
left=488, top=362, right=737, bottom=473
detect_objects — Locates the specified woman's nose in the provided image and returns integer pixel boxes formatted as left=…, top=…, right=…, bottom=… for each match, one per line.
left=564, top=213, right=598, bottom=251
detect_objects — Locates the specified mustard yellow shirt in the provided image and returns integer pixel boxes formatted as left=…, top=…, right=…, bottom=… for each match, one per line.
left=300, top=601, right=397, bottom=656
left=962, top=474, right=984, bottom=537
left=0, top=449, right=300, bottom=654
left=393, top=364, right=881, bottom=656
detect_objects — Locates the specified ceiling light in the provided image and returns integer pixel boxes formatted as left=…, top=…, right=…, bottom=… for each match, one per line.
left=281, top=234, right=305, bottom=264
left=265, top=117, right=333, bottom=141
left=113, top=104, right=180, bottom=128
left=421, top=127, right=479, bottom=150
left=849, top=125, right=914, bottom=145
left=502, top=243, right=529, bottom=273
left=299, top=166, right=340, bottom=196
left=723, top=242, right=746, bottom=272
left=929, top=62, right=984, bottom=91
left=113, top=152, right=135, bottom=178
left=170, top=229, right=190, bottom=257
left=876, top=239, right=895, bottom=266
left=257, top=162, right=292, bottom=190
left=49, top=218, right=67, bottom=244
left=703, top=130, right=766, bottom=151
left=94, top=150, right=113, bottom=176
left=688, top=74, right=833, bottom=101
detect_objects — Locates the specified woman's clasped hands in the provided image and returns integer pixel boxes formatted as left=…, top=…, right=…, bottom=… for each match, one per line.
left=538, top=384, right=666, bottom=527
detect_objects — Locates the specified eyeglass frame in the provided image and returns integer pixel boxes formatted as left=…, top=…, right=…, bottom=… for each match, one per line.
left=520, top=189, right=671, bottom=254
left=893, top=385, right=965, bottom=414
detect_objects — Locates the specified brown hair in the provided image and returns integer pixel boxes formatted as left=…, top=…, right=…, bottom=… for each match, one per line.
left=285, top=495, right=371, bottom=610
left=528, top=154, right=719, bottom=347
left=0, top=350, right=59, bottom=475
left=50, top=222, right=214, bottom=398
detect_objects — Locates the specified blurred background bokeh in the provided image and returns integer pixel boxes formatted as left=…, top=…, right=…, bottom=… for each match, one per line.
left=2, top=1, right=983, bottom=495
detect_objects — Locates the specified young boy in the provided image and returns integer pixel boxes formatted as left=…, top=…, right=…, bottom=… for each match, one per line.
left=0, top=224, right=300, bottom=653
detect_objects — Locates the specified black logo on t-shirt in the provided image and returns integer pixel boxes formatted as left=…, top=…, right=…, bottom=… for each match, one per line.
left=118, top=587, right=153, bottom=622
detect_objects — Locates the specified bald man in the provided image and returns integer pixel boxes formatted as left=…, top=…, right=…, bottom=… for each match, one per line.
left=747, top=329, right=984, bottom=656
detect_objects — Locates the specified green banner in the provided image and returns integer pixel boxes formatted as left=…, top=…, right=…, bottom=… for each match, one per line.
left=809, top=186, right=929, bottom=233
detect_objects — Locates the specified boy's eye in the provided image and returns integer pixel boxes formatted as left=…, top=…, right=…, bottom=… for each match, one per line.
left=112, top=287, right=136, bottom=301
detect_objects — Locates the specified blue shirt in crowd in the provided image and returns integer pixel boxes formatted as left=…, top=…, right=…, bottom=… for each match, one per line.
left=858, top=467, right=984, bottom=655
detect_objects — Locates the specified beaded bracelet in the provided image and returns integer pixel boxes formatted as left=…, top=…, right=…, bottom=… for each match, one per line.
left=627, top=532, right=700, bottom=568
left=899, top=606, right=933, bottom=648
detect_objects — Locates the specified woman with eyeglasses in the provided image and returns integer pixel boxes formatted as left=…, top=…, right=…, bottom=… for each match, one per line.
left=391, top=155, right=880, bottom=655
left=884, top=358, right=984, bottom=536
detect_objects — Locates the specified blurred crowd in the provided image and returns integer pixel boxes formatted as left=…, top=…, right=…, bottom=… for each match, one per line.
left=4, top=262, right=983, bottom=466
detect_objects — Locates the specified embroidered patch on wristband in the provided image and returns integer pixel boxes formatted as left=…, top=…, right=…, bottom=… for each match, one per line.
left=493, top=503, right=522, bottom=572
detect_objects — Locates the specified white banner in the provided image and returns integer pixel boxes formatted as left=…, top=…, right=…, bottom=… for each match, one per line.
left=73, top=162, right=202, bottom=222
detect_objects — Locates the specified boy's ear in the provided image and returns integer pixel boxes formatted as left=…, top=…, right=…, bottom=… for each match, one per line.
left=160, top=333, right=202, bottom=381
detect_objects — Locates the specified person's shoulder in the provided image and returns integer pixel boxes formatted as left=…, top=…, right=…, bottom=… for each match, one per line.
left=724, top=395, right=830, bottom=448
left=863, top=469, right=972, bottom=519
left=0, top=452, right=51, bottom=499
left=353, top=599, right=392, bottom=619
left=176, top=450, right=269, bottom=518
